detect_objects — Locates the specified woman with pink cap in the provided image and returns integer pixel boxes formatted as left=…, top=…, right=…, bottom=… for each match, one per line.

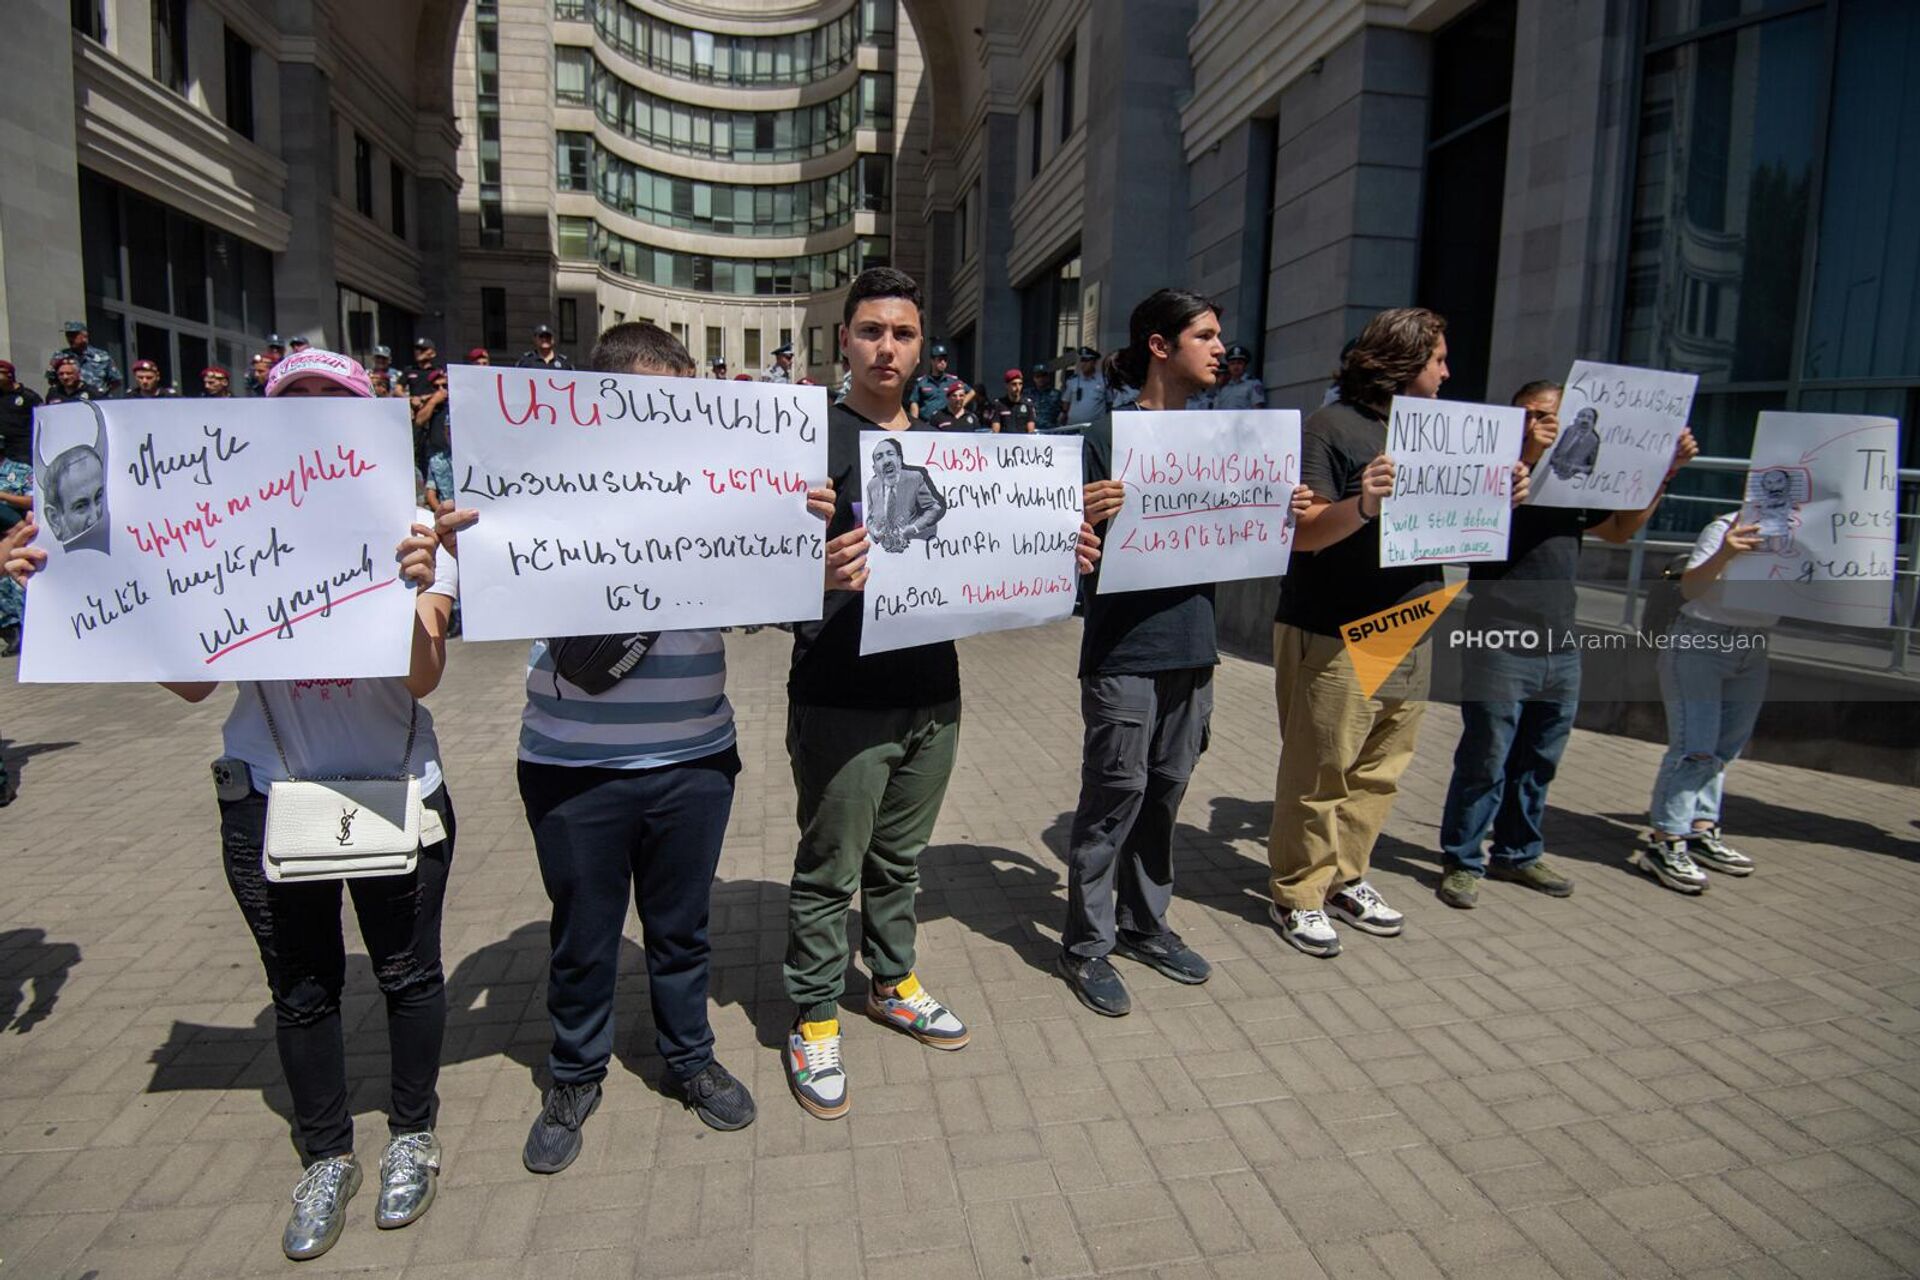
left=5, top=348, right=460, bottom=1260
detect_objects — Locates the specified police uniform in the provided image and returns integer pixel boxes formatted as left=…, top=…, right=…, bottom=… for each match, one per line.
left=0, top=377, right=41, bottom=460
left=760, top=342, right=796, bottom=384
left=517, top=349, right=575, bottom=370
left=911, top=371, right=962, bottom=418
left=1208, top=345, right=1266, bottom=411
left=930, top=408, right=985, bottom=433
left=44, top=384, right=103, bottom=406
left=988, top=396, right=1036, bottom=434
left=1027, top=373, right=1063, bottom=431
left=1059, top=348, right=1108, bottom=426
left=48, top=327, right=121, bottom=396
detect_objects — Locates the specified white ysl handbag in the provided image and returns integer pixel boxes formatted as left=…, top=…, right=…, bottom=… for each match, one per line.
left=258, top=689, right=424, bottom=883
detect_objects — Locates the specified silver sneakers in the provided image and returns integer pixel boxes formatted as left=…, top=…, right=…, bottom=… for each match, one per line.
left=376, top=1131, right=442, bottom=1230
left=282, top=1154, right=362, bottom=1261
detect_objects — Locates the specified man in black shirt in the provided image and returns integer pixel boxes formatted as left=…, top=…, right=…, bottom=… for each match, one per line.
left=1436, top=381, right=1695, bottom=908
left=1267, top=308, right=1528, bottom=959
left=0, top=361, right=42, bottom=460
left=1060, top=290, right=1311, bottom=1018
left=927, top=381, right=983, bottom=432
left=986, top=368, right=1037, bottom=435
left=404, top=337, right=441, bottom=400
left=516, top=323, right=574, bottom=370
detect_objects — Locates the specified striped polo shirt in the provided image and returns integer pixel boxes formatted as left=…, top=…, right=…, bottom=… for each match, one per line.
left=518, top=630, right=736, bottom=769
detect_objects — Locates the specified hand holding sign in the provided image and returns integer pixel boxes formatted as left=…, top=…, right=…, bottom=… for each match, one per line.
left=1378, top=398, right=1525, bottom=565
left=1531, top=361, right=1697, bottom=510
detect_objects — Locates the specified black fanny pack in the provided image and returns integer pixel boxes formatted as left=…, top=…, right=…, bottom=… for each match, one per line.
left=546, top=632, right=661, bottom=696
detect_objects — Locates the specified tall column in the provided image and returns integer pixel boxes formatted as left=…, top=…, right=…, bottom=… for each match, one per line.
left=973, top=110, right=1022, bottom=388
left=275, top=58, right=339, bottom=345
left=0, top=0, right=86, bottom=363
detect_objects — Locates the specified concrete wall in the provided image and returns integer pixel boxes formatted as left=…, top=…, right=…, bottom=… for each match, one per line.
left=0, top=0, right=88, bottom=364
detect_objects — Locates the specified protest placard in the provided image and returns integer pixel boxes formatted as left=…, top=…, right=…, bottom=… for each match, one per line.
left=447, top=366, right=828, bottom=640
left=858, top=431, right=1084, bottom=654
left=1379, top=397, right=1523, bottom=565
left=1530, top=361, right=1696, bottom=510
left=19, top=397, right=419, bottom=683
left=1721, top=412, right=1900, bottom=627
left=1096, top=409, right=1300, bottom=594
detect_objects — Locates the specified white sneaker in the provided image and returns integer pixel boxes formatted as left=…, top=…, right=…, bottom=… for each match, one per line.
left=1630, top=835, right=1710, bottom=894
left=1325, top=879, right=1405, bottom=937
left=785, top=1019, right=850, bottom=1120
left=1270, top=902, right=1341, bottom=958
left=1688, top=826, right=1755, bottom=876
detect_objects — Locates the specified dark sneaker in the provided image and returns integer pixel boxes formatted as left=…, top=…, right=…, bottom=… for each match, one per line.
left=522, top=1080, right=602, bottom=1174
left=1437, top=868, right=1479, bottom=909
left=1325, top=879, right=1404, bottom=936
left=668, top=1060, right=756, bottom=1132
left=1630, top=835, right=1709, bottom=894
left=1488, top=858, right=1575, bottom=898
left=1113, top=932, right=1211, bottom=985
left=1056, top=952, right=1132, bottom=1017
left=1688, top=826, right=1755, bottom=876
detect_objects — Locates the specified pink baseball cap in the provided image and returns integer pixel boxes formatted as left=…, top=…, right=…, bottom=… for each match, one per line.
left=265, top=348, right=373, bottom=398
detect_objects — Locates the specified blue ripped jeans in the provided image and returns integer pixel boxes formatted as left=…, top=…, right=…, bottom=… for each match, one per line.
left=1648, top=615, right=1769, bottom=835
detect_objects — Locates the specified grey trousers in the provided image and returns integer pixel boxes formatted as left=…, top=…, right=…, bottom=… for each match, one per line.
left=1062, top=668, right=1214, bottom=958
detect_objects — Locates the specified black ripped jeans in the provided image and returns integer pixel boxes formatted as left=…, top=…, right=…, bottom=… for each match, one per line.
left=219, top=787, right=454, bottom=1162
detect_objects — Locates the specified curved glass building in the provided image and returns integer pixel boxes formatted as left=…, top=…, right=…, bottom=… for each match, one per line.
left=455, top=0, right=916, bottom=376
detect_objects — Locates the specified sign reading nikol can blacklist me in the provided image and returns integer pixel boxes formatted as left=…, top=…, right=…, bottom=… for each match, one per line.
left=1378, top=397, right=1524, bottom=566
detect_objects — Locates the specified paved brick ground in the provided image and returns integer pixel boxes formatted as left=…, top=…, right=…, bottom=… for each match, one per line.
left=2, top=621, right=1918, bottom=1278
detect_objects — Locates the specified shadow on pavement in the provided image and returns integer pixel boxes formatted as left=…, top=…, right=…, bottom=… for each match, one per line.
left=1606, top=797, right=1920, bottom=863
left=0, top=739, right=79, bottom=804
left=0, top=927, right=81, bottom=1033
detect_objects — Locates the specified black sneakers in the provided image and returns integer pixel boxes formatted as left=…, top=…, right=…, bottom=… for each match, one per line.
left=667, top=1060, right=757, bottom=1132
left=1112, top=932, right=1212, bottom=985
left=522, top=1080, right=602, bottom=1174
left=1057, top=952, right=1132, bottom=1017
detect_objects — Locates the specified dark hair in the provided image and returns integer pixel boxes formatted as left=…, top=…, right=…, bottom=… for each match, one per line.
left=873, top=437, right=903, bottom=457
left=1511, top=380, right=1562, bottom=407
left=1337, top=308, right=1447, bottom=407
left=591, top=322, right=695, bottom=376
left=1103, top=288, right=1221, bottom=391
left=842, top=267, right=923, bottom=328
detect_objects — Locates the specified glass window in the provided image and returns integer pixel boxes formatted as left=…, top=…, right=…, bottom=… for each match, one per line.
left=151, top=0, right=188, bottom=93
left=224, top=27, right=255, bottom=139
left=127, top=191, right=169, bottom=312
left=168, top=211, right=208, bottom=322
left=1803, top=0, right=1920, bottom=382
left=354, top=134, right=374, bottom=216
left=556, top=46, right=591, bottom=104
left=557, top=131, right=591, bottom=190
left=557, top=215, right=593, bottom=259
left=1617, top=9, right=1822, bottom=384
left=1649, top=0, right=1805, bottom=42
left=1058, top=45, right=1076, bottom=142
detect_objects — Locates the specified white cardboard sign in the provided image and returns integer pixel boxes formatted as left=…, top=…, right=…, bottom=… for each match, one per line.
left=1721, top=412, right=1900, bottom=627
left=448, top=366, right=828, bottom=639
left=1379, top=397, right=1524, bottom=565
left=20, top=398, right=418, bottom=682
left=858, top=432, right=1084, bottom=654
left=1096, top=409, right=1301, bottom=593
left=1531, top=361, right=1696, bottom=510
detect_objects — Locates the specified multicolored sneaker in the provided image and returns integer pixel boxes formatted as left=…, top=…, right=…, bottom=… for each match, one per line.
left=786, top=1019, right=850, bottom=1120
left=865, top=973, right=970, bottom=1050
left=1325, top=879, right=1405, bottom=936
left=1688, top=826, right=1755, bottom=876
left=1630, top=835, right=1709, bottom=894
left=1271, top=903, right=1341, bottom=958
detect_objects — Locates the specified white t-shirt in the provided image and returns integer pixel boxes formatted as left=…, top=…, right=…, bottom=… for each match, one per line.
left=1679, top=514, right=1779, bottom=629
left=220, top=511, right=457, bottom=794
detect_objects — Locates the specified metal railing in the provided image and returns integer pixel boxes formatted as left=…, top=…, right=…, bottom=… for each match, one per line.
left=1614, top=455, right=1920, bottom=671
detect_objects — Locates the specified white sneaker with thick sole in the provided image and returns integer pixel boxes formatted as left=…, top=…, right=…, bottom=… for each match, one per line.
left=1270, top=903, right=1341, bottom=958
left=1325, top=879, right=1405, bottom=937
left=1630, top=836, right=1710, bottom=894
left=1688, top=826, right=1755, bottom=876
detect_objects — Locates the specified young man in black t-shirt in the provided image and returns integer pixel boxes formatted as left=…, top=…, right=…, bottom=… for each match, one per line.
left=1436, top=381, right=1696, bottom=908
left=1267, top=309, right=1529, bottom=959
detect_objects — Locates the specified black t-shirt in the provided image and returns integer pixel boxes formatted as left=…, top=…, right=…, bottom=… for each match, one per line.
left=787, top=403, right=962, bottom=709
left=1465, top=505, right=1611, bottom=628
left=404, top=363, right=440, bottom=399
left=0, top=386, right=41, bottom=460
left=1275, top=400, right=1444, bottom=636
left=989, top=397, right=1036, bottom=434
left=930, top=409, right=983, bottom=432
left=1079, top=410, right=1219, bottom=678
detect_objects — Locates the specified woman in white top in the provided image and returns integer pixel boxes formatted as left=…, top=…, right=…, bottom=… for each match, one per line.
left=1633, top=514, right=1775, bottom=894
left=6, top=349, right=457, bottom=1261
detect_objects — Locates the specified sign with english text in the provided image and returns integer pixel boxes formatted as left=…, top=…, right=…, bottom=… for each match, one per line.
left=858, top=431, right=1084, bottom=654
left=1379, top=397, right=1524, bottom=565
left=1720, top=412, right=1900, bottom=627
left=1096, top=410, right=1301, bottom=594
left=19, top=398, right=418, bottom=682
left=448, top=366, right=829, bottom=640
left=1529, top=361, right=1696, bottom=511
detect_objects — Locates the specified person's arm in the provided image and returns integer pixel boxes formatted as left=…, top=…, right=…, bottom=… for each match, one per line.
left=0, top=492, right=30, bottom=511
left=1293, top=453, right=1394, bottom=553
left=161, top=681, right=219, bottom=702
left=1681, top=520, right=1759, bottom=600
left=1591, top=429, right=1699, bottom=544
left=398, top=522, right=449, bottom=698
left=413, top=392, right=443, bottom=428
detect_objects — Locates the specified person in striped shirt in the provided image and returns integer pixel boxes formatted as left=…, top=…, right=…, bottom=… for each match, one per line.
left=485, top=322, right=834, bottom=1174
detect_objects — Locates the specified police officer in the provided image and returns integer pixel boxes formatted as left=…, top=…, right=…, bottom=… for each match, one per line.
left=48, top=321, right=122, bottom=397
left=200, top=366, right=235, bottom=398
left=518, top=323, right=575, bottom=370
left=127, top=358, right=181, bottom=397
left=909, top=341, right=962, bottom=419
left=404, top=336, right=441, bottom=399
left=709, top=357, right=729, bottom=379
left=45, top=356, right=103, bottom=405
left=265, top=334, right=288, bottom=366
left=928, top=382, right=984, bottom=432
left=0, top=361, right=42, bottom=460
left=1210, top=343, right=1267, bottom=411
left=368, top=345, right=397, bottom=382
left=987, top=368, right=1037, bottom=435
left=287, top=336, right=312, bottom=355
left=1027, top=364, right=1063, bottom=431
left=1059, top=345, right=1108, bottom=426
left=760, top=341, right=796, bottom=384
